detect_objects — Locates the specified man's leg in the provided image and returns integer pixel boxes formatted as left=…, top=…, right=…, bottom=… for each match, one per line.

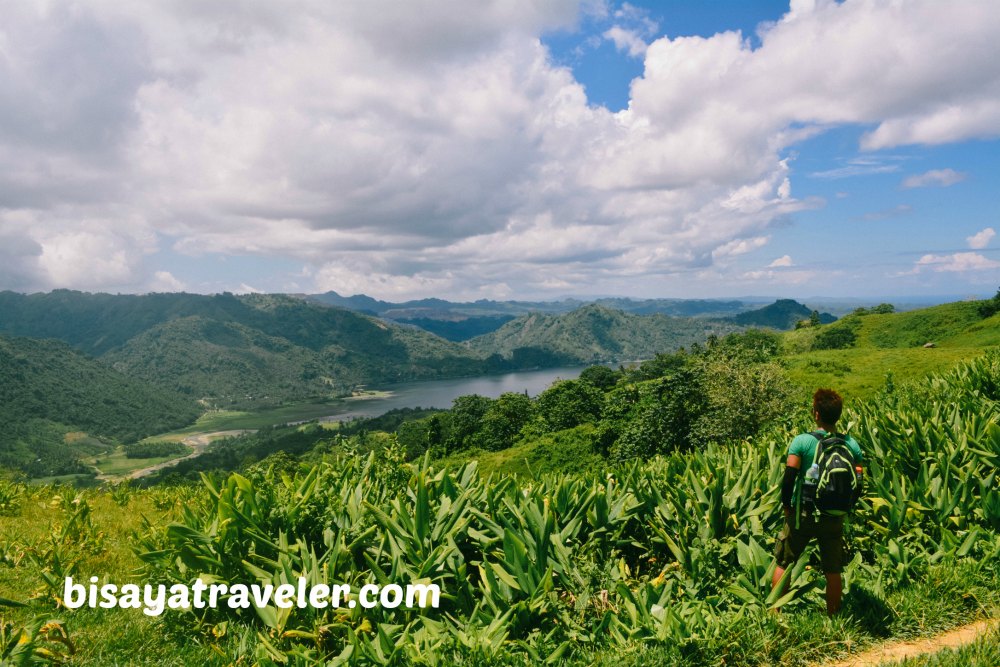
left=817, top=515, right=846, bottom=616
left=772, top=518, right=806, bottom=596
left=771, top=565, right=786, bottom=592
left=825, top=572, right=842, bottom=615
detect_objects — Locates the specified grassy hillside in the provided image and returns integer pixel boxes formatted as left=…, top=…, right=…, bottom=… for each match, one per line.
left=467, top=304, right=739, bottom=363
left=782, top=301, right=1000, bottom=399
left=0, top=335, right=199, bottom=477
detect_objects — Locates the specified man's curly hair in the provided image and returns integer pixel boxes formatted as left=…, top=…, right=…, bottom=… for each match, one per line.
left=813, top=388, right=843, bottom=426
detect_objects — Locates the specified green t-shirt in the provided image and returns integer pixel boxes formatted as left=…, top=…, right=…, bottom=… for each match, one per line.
left=787, top=430, right=863, bottom=516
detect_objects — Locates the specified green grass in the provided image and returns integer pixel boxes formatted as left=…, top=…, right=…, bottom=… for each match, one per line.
left=86, top=445, right=194, bottom=477
left=26, top=473, right=98, bottom=486
left=433, top=424, right=602, bottom=478
left=783, top=305, right=1000, bottom=402
left=0, top=487, right=224, bottom=665
left=582, top=562, right=1000, bottom=667
left=150, top=400, right=349, bottom=439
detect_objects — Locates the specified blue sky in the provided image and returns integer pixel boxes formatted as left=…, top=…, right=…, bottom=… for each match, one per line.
left=1, top=0, right=998, bottom=301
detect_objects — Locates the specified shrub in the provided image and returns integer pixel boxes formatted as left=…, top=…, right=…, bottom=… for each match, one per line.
left=978, top=288, right=1000, bottom=318
left=123, top=441, right=188, bottom=459
left=813, top=321, right=859, bottom=350
left=472, top=392, right=536, bottom=451
left=578, top=365, right=621, bottom=390
left=537, top=379, right=603, bottom=431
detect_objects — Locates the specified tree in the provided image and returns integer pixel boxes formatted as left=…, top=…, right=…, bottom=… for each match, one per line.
left=608, top=366, right=704, bottom=460
left=872, top=303, right=895, bottom=315
left=578, top=364, right=620, bottom=390
left=424, top=413, right=451, bottom=457
left=719, top=329, right=782, bottom=361
left=397, top=419, right=431, bottom=459
left=445, top=395, right=493, bottom=453
left=978, top=288, right=1000, bottom=318
left=537, top=379, right=603, bottom=431
left=473, top=392, right=536, bottom=451
left=813, top=324, right=858, bottom=350
left=688, top=356, right=794, bottom=448
left=809, top=310, right=821, bottom=327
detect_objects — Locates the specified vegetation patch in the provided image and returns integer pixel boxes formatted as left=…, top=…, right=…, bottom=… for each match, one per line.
left=123, top=441, right=189, bottom=459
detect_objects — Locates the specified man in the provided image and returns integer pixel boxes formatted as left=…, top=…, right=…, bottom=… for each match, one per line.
left=771, top=388, right=862, bottom=615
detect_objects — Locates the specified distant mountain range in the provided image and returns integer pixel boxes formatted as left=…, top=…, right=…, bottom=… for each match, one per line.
left=307, top=291, right=748, bottom=341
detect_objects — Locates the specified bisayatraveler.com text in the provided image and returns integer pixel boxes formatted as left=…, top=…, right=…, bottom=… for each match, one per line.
left=63, top=576, right=441, bottom=616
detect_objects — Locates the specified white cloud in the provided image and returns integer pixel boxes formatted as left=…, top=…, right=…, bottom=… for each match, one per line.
left=768, top=255, right=794, bottom=268
left=2, top=0, right=1000, bottom=298
left=712, top=236, right=770, bottom=260
left=901, top=168, right=967, bottom=189
left=810, top=163, right=900, bottom=180
left=149, top=271, right=185, bottom=292
left=741, top=269, right=817, bottom=285
left=968, top=227, right=997, bottom=249
left=913, top=252, right=1000, bottom=273
left=603, top=26, right=649, bottom=57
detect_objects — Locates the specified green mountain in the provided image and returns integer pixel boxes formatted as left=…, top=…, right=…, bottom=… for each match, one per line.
left=392, top=315, right=517, bottom=341
left=309, top=291, right=748, bottom=340
left=467, top=304, right=740, bottom=364
left=0, top=291, right=489, bottom=407
left=0, top=335, right=200, bottom=477
left=728, top=299, right=836, bottom=330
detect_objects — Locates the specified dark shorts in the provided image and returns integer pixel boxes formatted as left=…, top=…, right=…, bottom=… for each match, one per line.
left=774, top=513, right=846, bottom=573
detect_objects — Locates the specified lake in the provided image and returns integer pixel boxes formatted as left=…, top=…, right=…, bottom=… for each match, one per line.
left=317, top=366, right=591, bottom=422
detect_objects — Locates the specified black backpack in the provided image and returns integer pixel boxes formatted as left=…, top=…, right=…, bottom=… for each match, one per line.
left=801, top=432, right=862, bottom=512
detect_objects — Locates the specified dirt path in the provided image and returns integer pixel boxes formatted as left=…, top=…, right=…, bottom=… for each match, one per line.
left=820, top=619, right=996, bottom=667
left=127, top=430, right=253, bottom=479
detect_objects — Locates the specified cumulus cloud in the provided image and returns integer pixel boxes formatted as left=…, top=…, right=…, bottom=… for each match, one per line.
left=2, top=0, right=1000, bottom=298
left=741, top=269, right=817, bottom=285
left=768, top=255, right=794, bottom=268
left=149, top=271, right=185, bottom=292
left=712, top=236, right=771, bottom=260
left=968, top=227, right=996, bottom=249
left=912, top=252, right=1000, bottom=273
left=603, top=26, right=649, bottom=57
left=901, top=169, right=967, bottom=189
left=603, top=2, right=658, bottom=57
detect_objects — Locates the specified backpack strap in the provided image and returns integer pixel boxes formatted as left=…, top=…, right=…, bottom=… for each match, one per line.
left=809, top=430, right=827, bottom=460
left=810, top=431, right=855, bottom=466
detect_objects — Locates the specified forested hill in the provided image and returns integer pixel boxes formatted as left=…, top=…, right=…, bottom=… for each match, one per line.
left=466, top=304, right=741, bottom=364
left=0, top=291, right=488, bottom=405
left=310, top=290, right=747, bottom=340
left=0, top=334, right=200, bottom=477
left=727, top=298, right=836, bottom=330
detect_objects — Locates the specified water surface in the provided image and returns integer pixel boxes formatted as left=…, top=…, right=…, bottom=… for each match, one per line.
left=320, top=366, right=589, bottom=422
